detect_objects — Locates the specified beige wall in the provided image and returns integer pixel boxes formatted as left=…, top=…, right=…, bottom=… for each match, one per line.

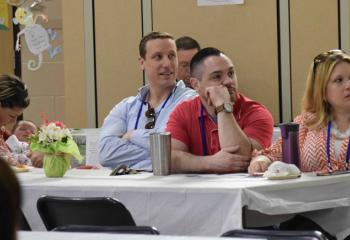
left=153, top=0, right=279, bottom=122
left=94, top=0, right=143, bottom=126
left=290, top=0, right=339, bottom=117
left=0, top=4, right=14, bottom=75
left=20, top=0, right=64, bottom=126
left=61, top=0, right=87, bottom=128
left=2, top=0, right=350, bottom=128
left=348, top=0, right=350, bottom=52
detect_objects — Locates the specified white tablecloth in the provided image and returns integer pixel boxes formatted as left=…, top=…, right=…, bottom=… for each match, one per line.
left=18, top=169, right=350, bottom=239
left=19, top=231, right=255, bottom=240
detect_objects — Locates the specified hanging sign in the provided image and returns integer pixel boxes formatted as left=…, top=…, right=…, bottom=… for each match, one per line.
left=197, top=0, right=244, bottom=6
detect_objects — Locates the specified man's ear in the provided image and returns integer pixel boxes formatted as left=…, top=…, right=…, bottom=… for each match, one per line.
left=190, top=77, right=199, bottom=90
left=138, top=57, right=145, bottom=71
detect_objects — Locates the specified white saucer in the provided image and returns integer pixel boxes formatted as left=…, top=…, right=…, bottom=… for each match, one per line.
left=12, top=166, right=31, bottom=173
left=267, top=174, right=301, bottom=180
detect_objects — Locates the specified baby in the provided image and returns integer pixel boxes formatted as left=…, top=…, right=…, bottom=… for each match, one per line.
left=6, top=120, right=37, bottom=165
left=12, top=120, right=37, bottom=142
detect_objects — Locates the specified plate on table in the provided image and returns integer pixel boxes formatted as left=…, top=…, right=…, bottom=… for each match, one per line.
left=266, top=174, right=300, bottom=180
left=252, top=172, right=265, bottom=177
left=12, top=165, right=31, bottom=173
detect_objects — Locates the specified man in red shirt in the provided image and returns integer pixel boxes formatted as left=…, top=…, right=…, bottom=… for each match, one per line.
left=166, top=47, right=274, bottom=173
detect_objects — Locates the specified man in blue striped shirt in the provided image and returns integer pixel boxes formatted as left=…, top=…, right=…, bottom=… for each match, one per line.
left=98, top=32, right=196, bottom=170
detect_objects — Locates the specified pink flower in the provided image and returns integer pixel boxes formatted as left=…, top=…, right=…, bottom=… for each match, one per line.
left=52, top=121, right=65, bottom=129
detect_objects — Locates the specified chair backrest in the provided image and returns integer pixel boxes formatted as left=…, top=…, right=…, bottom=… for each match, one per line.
left=221, top=229, right=327, bottom=240
left=37, top=196, right=136, bottom=231
left=20, top=210, right=31, bottom=231
left=52, top=224, right=160, bottom=235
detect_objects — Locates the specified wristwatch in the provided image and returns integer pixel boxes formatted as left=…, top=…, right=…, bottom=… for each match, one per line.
left=215, top=102, right=233, bottom=115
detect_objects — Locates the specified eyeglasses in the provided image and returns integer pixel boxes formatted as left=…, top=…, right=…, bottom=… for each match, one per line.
left=145, top=103, right=156, bottom=129
left=313, top=49, right=346, bottom=74
left=110, top=165, right=138, bottom=176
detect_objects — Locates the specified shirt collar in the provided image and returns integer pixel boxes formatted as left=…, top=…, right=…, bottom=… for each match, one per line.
left=137, top=82, right=179, bottom=102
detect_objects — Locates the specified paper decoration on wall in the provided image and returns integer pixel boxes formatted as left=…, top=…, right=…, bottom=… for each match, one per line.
left=13, top=7, right=61, bottom=71
left=6, top=0, right=26, bottom=6
left=0, top=0, right=10, bottom=30
left=29, top=0, right=41, bottom=8
left=197, top=0, right=244, bottom=6
left=7, top=0, right=44, bottom=9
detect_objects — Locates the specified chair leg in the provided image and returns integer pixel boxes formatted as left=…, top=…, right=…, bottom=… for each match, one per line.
left=278, top=215, right=335, bottom=240
left=20, top=210, right=31, bottom=231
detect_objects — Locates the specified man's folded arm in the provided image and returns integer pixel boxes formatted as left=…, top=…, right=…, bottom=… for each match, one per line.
left=98, top=102, right=150, bottom=169
left=98, top=135, right=150, bottom=169
left=171, top=139, right=211, bottom=173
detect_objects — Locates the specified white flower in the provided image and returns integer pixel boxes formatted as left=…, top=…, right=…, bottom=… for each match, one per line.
left=36, top=121, right=72, bottom=144
left=38, top=131, right=47, bottom=142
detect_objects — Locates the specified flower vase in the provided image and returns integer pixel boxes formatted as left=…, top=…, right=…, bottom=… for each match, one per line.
left=43, top=152, right=70, bottom=178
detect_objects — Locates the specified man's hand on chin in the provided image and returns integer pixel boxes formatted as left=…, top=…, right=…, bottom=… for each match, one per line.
left=205, top=86, right=230, bottom=107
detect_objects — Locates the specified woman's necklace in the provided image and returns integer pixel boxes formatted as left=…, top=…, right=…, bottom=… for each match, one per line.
left=327, top=121, right=350, bottom=171
left=331, top=121, right=350, bottom=139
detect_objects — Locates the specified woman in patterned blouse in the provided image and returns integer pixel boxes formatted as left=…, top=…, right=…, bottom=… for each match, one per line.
left=249, top=50, right=350, bottom=174
left=0, top=74, right=30, bottom=166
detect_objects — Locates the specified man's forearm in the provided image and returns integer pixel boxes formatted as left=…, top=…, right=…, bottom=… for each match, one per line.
left=217, top=112, right=252, bottom=156
left=171, top=150, right=211, bottom=173
left=99, top=136, right=149, bottom=168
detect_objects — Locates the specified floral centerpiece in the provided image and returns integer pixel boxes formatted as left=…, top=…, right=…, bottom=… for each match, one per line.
left=28, top=121, right=83, bottom=177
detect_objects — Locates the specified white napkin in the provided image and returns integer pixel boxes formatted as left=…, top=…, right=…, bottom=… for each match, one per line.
left=6, top=135, right=28, bottom=153
left=6, top=135, right=31, bottom=165
left=263, top=161, right=301, bottom=178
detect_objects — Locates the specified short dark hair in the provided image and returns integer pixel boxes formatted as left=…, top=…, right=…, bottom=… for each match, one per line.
left=139, top=32, right=174, bottom=58
left=176, top=36, right=200, bottom=51
left=0, top=157, right=21, bottom=240
left=0, top=75, right=30, bottom=109
left=190, top=47, right=223, bottom=78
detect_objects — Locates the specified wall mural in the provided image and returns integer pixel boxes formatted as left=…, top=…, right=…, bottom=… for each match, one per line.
left=7, top=0, right=61, bottom=71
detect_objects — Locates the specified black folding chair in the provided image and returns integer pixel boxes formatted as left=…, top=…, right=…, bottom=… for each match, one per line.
left=37, top=196, right=137, bottom=231
left=52, top=224, right=159, bottom=234
left=20, top=210, right=31, bottom=231
left=221, top=229, right=327, bottom=240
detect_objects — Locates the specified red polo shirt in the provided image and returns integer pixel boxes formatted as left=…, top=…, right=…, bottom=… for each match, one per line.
left=166, top=94, right=274, bottom=156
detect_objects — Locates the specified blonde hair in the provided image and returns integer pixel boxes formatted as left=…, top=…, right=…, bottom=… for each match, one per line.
left=302, top=50, right=350, bottom=130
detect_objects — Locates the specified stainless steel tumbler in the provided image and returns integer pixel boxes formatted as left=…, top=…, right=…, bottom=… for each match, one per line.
left=150, top=132, right=171, bottom=176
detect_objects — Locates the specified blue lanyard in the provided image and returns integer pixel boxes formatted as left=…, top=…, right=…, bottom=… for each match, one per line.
left=200, top=104, right=208, bottom=156
left=134, top=87, right=176, bottom=130
left=326, top=121, right=350, bottom=171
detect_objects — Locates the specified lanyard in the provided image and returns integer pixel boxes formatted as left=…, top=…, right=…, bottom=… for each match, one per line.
left=326, top=121, right=350, bottom=171
left=200, top=104, right=208, bottom=156
left=134, top=87, right=176, bottom=130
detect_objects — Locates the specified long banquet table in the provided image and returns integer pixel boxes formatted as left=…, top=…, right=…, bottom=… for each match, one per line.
left=19, top=231, right=255, bottom=240
left=18, top=168, right=350, bottom=239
